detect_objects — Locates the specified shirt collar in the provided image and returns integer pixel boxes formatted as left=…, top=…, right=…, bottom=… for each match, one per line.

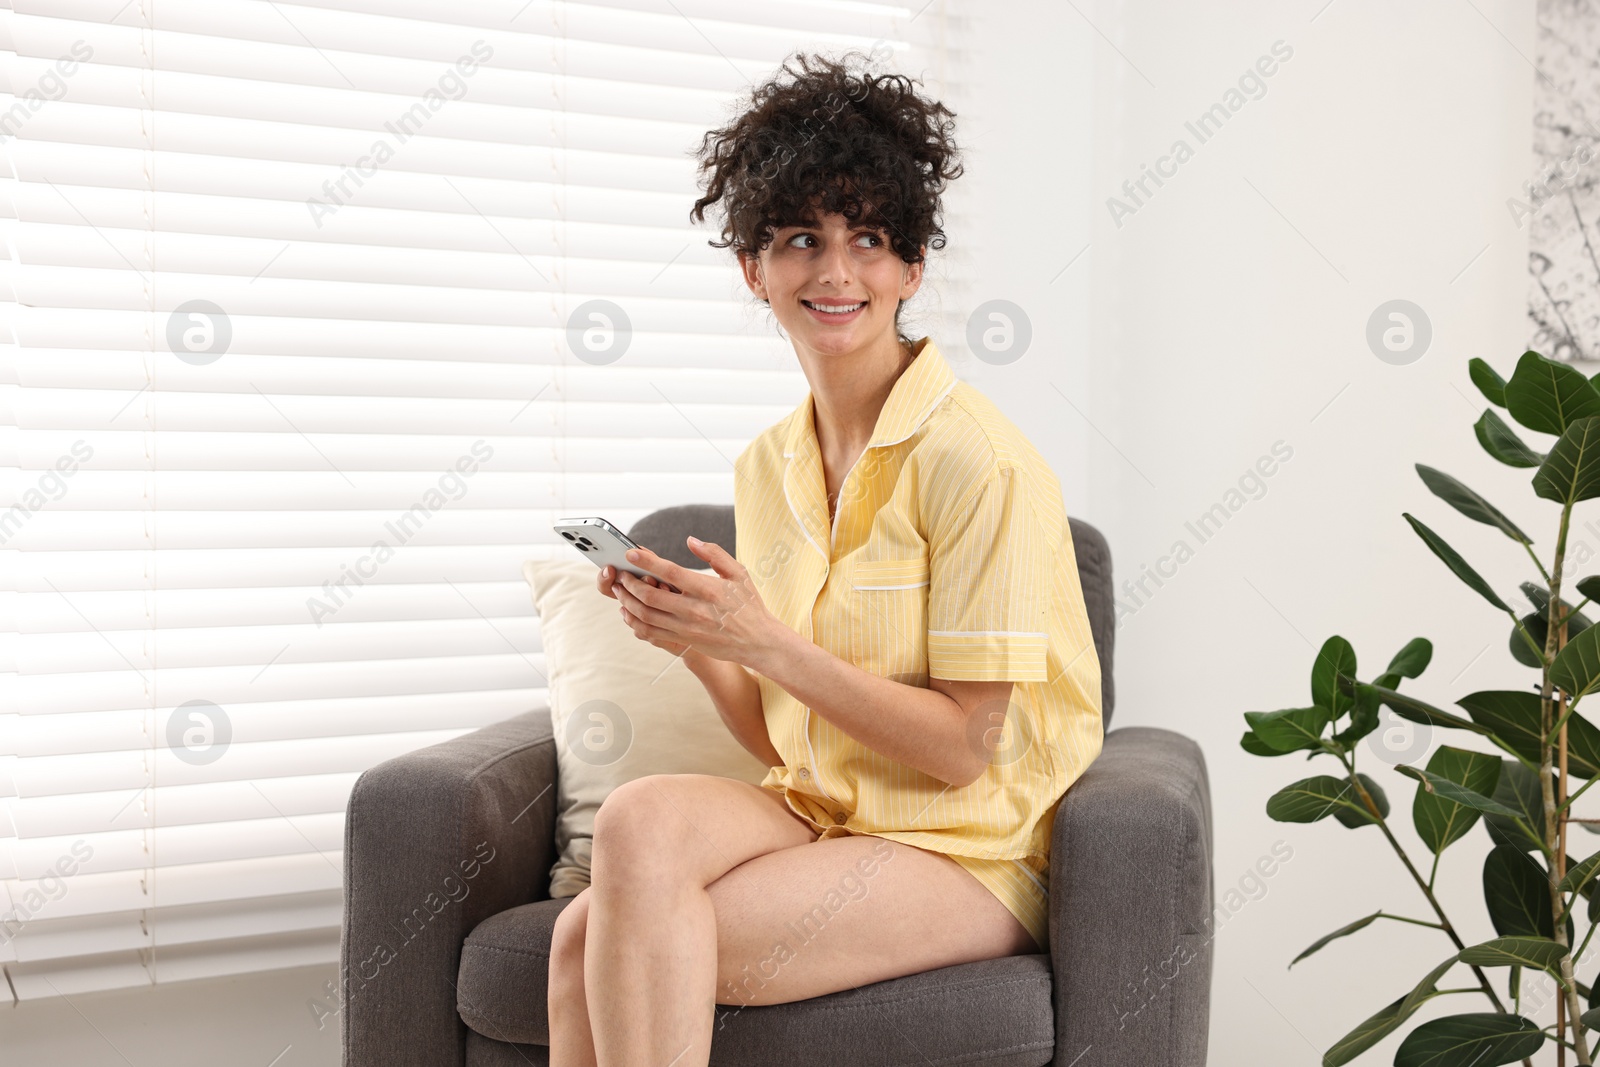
left=782, top=336, right=957, bottom=458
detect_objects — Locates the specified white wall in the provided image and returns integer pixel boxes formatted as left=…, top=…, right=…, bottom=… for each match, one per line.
left=1085, top=0, right=1540, bottom=1062
left=0, top=2, right=1542, bottom=1062
left=917, top=0, right=1099, bottom=511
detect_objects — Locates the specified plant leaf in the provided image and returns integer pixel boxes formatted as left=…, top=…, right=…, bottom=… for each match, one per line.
left=1483, top=843, right=1557, bottom=938
left=1331, top=682, right=1381, bottom=748
left=1510, top=584, right=1592, bottom=670
left=1470, top=358, right=1509, bottom=407
left=1414, top=746, right=1501, bottom=853
left=1366, top=681, right=1492, bottom=734
left=1265, top=776, right=1370, bottom=824
left=1510, top=612, right=1548, bottom=669
left=1395, top=765, right=1521, bottom=817
left=1578, top=575, right=1600, bottom=603
left=1321, top=953, right=1461, bottom=1067
left=1562, top=850, right=1600, bottom=895
left=1552, top=621, right=1600, bottom=702
left=1476, top=407, right=1545, bottom=467
left=1523, top=581, right=1593, bottom=630
left=1402, top=512, right=1513, bottom=613
left=1310, top=637, right=1356, bottom=718
left=1457, top=689, right=1600, bottom=779
left=1484, top=760, right=1548, bottom=853
left=1334, top=773, right=1388, bottom=828
left=1533, top=415, right=1600, bottom=504
left=1244, top=707, right=1333, bottom=753
left=1387, top=637, right=1433, bottom=679
left=1323, top=997, right=1409, bottom=1067
left=1504, top=348, right=1600, bottom=435
left=1415, top=464, right=1532, bottom=542
left=1290, top=911, right=1381, bottom=968
left=1457, top=935, right=1568, bottom=973
left=1240, top=729, right=1290, bottom=757
left=1392, top=1012, right=1544, bottom=1067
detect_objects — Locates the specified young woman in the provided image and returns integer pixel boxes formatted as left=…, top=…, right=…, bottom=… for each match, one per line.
left=548, top=51, right=1104, bottom=1067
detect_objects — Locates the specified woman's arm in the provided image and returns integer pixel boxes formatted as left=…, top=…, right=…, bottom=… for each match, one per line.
left=607, top=543, right=1001, bottom=786
left=684, top=647, right=784, bottom=768
left=747, top=634, right=1005, bottom=789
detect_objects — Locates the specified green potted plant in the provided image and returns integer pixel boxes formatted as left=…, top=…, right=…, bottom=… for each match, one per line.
left=1243, top=350, right=1600, bottom=1066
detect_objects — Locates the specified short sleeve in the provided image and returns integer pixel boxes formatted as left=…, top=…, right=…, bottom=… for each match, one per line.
left=926, top=463, right=1055, bottom=681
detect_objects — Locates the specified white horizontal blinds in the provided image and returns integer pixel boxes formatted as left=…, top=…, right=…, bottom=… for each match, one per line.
left=0, top=0, right=945, bottom=1000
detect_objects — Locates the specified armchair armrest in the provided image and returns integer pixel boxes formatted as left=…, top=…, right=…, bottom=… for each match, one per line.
left=1049, top=726, right=1214, bottom=1067
left=341, top=706, right=560, bottom=1067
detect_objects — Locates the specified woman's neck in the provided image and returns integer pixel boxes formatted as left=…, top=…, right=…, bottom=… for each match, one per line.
left=806, top=336, right=916, bottom=462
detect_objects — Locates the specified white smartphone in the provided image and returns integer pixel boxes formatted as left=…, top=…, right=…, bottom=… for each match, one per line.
left=552, top=516, right=683, bottom=594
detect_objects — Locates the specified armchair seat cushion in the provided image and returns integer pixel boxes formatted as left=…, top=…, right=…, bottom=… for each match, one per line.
left=457, top=897, right=1057, bottom=1066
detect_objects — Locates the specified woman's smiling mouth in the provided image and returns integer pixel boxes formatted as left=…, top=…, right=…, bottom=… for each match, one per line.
left=802, top=298, right=867, bottom=322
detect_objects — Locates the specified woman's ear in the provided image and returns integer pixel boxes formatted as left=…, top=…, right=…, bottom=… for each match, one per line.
left=900, top=252, right=926, bottom=301
left=738, top=249, right=768, bottom=304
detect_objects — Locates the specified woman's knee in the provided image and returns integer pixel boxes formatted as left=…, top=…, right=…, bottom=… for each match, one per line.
left=549, top=888, right=592, bottom=973
left=591, top=774, right=694, bottom=863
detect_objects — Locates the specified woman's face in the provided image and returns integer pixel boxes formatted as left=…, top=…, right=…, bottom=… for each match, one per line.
left=740, top=210, right=923, bottom=358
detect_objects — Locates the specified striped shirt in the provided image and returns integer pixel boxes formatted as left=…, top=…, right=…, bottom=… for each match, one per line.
left=732, top=335, right=1105, bottom=865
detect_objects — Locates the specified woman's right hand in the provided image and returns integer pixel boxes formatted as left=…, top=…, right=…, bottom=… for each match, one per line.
left=596, top=564, right=663, bottom=601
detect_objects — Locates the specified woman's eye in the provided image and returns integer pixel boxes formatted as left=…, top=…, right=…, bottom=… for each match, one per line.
left=780, top=232, right=881, bottom=249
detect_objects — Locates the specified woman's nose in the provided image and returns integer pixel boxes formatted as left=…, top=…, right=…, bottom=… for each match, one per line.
left=817, top=243, right=852, bottom=285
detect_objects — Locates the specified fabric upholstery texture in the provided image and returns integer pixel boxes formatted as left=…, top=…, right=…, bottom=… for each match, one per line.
left=341, top=506, right=1211, bottom=1067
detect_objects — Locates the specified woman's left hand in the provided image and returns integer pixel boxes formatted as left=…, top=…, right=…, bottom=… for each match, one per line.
left=611, top=537, right=785, bottom=668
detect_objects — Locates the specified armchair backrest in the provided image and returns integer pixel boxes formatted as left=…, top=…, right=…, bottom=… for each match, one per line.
left=630, top=504, right=1115, bottom=729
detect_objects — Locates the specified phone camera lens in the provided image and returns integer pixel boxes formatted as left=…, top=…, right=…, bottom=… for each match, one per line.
left=560, top=531, right=576, bottom=541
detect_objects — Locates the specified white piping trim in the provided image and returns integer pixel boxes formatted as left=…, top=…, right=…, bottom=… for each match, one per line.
left=802, top=710, right=838, bottom=804
left=781, top=453, right=826, bottom=561
left=868, top=379, right=957, bottom=450
left=929, top=629, right=1049, bottom=637
left=1015, top=859, right=1049, bottom=900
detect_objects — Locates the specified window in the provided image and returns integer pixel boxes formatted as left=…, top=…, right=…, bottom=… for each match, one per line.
left=0, top=0, right=956, bottom=1000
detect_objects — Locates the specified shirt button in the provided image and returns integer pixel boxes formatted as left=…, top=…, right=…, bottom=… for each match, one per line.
left=835, top=811, right=848, bottom=822
left=798, top=767, right=810, bottom=779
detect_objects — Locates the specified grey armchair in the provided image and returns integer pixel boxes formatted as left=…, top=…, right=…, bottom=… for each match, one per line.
left=341, top=505, right=1214, bottom=1067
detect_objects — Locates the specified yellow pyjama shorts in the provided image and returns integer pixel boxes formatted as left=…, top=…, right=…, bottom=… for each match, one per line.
left=774, top=786, right=1052, bottom=953
left=946, top=851, right=1051, bottom=954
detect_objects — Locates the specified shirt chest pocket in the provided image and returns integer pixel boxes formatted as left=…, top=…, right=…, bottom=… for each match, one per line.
left=847, top=555, right=930, bottom=679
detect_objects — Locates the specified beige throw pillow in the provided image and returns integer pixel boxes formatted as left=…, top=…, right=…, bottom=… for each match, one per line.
left=522, top=558, right=774, bottom=898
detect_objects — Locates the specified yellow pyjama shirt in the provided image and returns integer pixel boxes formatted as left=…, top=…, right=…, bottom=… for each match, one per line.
left=732, top=336, right=1105, bottom=953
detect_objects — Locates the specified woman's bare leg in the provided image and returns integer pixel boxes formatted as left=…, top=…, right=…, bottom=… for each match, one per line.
left=547, top=887, right=598, bottom=1067
left=581, top=774, right=817, bottom=1067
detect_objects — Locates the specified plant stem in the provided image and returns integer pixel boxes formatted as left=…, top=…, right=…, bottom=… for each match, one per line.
left=1346, top=767, right=1509, bottom=1013
left=1560, top=597, right=1592, bottom=629
left=1576, top=915, right=1600, bottom=966
left=1373, top=912, right=1447, bottom=931
left=1550, top=697, right=1587, bottom=746
left=1561, top=773, right=1600, bottom=815
left=1553, top=1034, right=1585, bottom=1055
left=1512, top=607, right=1553, bottom=665
left=1527, top=540, right=1555, bottom=586
left=1544, top=500, right=1591, bottom=1064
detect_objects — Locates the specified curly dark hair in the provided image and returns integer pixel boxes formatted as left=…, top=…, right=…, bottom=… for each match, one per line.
left=689, top=51, right=963, bottom=341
